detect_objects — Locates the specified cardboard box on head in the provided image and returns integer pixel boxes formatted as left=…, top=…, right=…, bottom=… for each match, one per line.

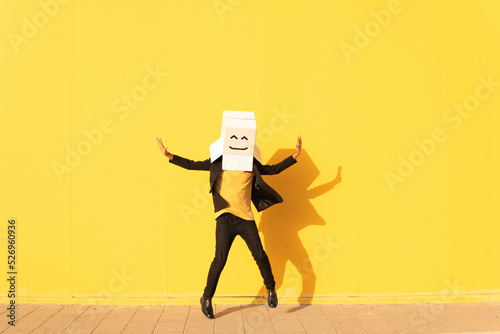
left=210, top=111, right=262, bottom=171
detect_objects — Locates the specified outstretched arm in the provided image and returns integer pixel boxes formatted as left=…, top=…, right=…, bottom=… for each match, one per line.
left=156, top=137, right=210, bottom=171
left=259, top=135, right=302, bottom=175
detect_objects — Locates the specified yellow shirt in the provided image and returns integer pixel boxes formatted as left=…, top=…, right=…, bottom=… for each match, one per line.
left=214, top=170, right=256, bottom=221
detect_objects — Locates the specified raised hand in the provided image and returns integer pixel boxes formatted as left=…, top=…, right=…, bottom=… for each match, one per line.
left=156, top=137, right=173, bottom=160
left=292, top=135, right=302, bottom=160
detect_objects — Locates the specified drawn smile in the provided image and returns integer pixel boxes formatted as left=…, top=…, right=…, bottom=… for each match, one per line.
left=229, top=146, right=248, bottom=150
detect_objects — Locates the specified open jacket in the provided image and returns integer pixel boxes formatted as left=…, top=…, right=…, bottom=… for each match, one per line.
left=169, top=154, right=297, bottom=212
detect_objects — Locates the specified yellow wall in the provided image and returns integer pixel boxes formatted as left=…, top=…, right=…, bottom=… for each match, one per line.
left=1, top=0, right=499, bottom=305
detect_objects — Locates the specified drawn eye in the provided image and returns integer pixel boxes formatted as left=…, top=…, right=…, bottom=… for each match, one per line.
left=241, top=136, right=248, bottom=140
left=230, top=135, right=238, bottom=139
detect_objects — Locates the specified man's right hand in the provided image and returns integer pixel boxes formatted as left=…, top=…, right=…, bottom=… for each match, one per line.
left=157, top=137, right=173, bottom=160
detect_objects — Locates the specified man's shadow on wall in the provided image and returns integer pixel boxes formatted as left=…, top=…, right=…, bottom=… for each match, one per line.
left=253, top=149, right=342, bottom=305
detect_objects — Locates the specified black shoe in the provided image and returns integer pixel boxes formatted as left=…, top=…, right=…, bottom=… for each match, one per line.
left=267, top=288, right=278, bottom=308
left=200, top=296, right=214, bottom=319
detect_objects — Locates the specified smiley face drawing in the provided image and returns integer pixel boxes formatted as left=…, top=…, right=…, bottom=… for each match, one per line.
left=210, top=111, right=259, bottom=171
left=222, top=120, right=255, bottom=156
left=223, top=126, right=255, bottom=156
left=229, top=135, right=249, bottom=151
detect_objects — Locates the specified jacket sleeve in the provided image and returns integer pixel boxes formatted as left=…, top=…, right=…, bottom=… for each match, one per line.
left=258, top=155, right=297, bottom=175
left=169, top=154, right=211, bottom=171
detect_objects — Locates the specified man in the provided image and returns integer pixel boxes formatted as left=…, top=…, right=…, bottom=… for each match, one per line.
left=157, top=113, right=301, bottom=319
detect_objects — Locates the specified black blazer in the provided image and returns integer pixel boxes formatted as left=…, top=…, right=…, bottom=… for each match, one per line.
left=169, top=154, right=297, bottom=212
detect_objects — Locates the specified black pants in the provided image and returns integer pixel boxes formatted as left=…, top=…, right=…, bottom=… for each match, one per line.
left=203, top=213, right=275, bottom=299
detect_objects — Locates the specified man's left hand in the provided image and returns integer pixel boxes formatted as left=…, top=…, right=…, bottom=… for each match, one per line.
left=292, top=135, right=302, bottom=160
